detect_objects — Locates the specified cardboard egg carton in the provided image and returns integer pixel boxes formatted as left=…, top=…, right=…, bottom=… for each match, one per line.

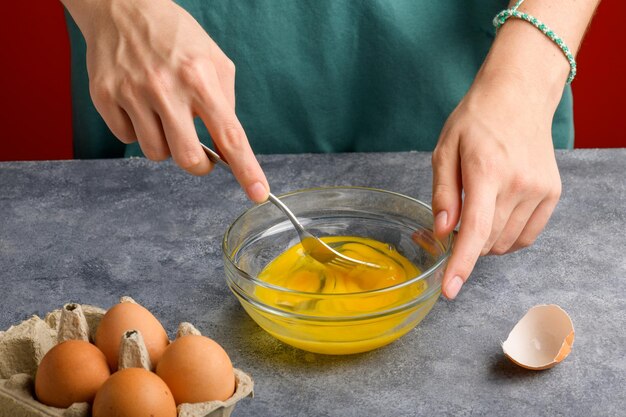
left=0, top=298, right=253, bottom=417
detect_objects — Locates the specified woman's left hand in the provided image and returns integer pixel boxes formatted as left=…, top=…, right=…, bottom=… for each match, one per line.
left=431, top=69, right=563, bottom=300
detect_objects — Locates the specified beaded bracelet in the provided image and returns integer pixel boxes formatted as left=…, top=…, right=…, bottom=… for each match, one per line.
left=493, top=0, right=577, bottom=84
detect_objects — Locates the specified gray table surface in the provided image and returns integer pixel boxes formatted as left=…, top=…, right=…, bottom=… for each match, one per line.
left=1, top=149, right=625, bottom=417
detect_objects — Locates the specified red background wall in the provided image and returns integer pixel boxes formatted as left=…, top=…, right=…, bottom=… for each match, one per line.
left=0, top=2, right=624, bottom=162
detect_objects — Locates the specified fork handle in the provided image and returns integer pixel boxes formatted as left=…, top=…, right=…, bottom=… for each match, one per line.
left=201, top=143, right=231, bottom=171
left=200, top=143, right=307, bottom=237
left=266, top=194, right=308, bottom=239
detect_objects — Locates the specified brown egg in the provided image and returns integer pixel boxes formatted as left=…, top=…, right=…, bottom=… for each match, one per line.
left=35, top=340, right=110, bottom=408
left=95, top=301, right=169, bottom=371
left=156, top=335, right=235, bottom=404
left=93, top=368, right=176, bottom=417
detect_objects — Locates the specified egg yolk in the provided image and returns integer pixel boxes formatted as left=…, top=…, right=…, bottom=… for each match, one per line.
left=253, top=236, right=429, bottom=354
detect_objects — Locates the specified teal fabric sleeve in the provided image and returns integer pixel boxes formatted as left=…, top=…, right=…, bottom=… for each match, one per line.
left=64, top=0, right=574, bottom=159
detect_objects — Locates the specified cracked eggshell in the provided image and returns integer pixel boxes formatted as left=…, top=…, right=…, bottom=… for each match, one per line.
left=502, top=304, right=575, bottom=370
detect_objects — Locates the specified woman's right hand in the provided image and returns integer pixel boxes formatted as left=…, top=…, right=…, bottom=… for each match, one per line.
left=61, top=0, right=270, bottom=202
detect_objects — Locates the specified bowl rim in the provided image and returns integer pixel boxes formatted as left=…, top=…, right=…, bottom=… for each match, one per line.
left=222, top=186, right=453, bottom=297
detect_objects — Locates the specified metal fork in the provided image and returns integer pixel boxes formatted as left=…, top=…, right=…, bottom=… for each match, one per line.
left=200, top=144, right=379, bottom=270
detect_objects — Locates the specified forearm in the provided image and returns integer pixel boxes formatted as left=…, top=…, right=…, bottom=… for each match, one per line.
left=513, top=0, right=600, bottom=54
left=59, top=0, right=101, bottom=29
left=60, top=0, right=170, bottom=40
left=478, top=0, right=601, bottom=110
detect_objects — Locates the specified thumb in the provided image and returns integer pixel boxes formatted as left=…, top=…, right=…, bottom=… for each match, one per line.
left=431, top=143, right=462, bottom=239
left=195, top=92, right=269, bottom=203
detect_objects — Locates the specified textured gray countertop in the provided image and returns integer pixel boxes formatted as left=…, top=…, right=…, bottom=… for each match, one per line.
left=1, top=149, right=625, bottom=417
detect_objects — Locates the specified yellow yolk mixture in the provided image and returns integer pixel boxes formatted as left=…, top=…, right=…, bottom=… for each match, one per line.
left=253, top=236, right=430, bottom=354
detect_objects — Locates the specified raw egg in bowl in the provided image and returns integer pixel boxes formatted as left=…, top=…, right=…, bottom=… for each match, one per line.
left=222, top=187, right=453, bottom=355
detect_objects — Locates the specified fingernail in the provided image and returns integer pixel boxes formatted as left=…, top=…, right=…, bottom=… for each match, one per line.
left=435, top=211, right=448, bottom=232
left=445, top=275, right=464, bottom=300
left=246, top=182, right=268, bottom=203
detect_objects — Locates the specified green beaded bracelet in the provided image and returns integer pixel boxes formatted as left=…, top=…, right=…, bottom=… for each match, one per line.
left=493, top=0, right=577, bottom=84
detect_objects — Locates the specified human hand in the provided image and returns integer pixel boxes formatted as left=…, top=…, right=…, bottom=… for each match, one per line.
left=431, top=69, right=562, bottom=300
left=61, top=0, right=269, bottom=202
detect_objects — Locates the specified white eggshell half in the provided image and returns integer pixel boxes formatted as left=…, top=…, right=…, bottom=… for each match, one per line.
left=502, top=304, right=575, bottom=370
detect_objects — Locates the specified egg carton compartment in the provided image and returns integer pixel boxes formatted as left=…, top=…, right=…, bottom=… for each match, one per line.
left=0, top=298, right=254, bottom=417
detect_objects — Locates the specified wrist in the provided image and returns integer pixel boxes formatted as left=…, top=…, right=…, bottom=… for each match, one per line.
left=478, top=18, right=570, bottom=112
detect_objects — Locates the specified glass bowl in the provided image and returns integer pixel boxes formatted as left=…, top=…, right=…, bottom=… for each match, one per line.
left=222, top=187, right=453, bottom=355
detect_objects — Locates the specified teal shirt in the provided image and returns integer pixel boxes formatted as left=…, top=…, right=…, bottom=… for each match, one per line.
left=65, top=0, right=574, bottom=158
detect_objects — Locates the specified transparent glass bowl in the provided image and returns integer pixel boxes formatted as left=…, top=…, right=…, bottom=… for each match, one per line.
left=223, top=187, right=453, bottom=355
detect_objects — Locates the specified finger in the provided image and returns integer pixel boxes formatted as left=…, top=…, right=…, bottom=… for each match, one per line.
left=90, top=83, right=137, bottom=144
left=481, top=198, right=517, bottom=255
left=201, top=108, right=268, bottom=202
left=507, top=198, right=558, bottom=253
left=158, top=104, right=214, bottom=176
left=488, top=200, right=538, bottom=255
left=123, top=104, right=170, bottom=161
left=193, top=77, right=269, bottom=203
left=207, top=38, right=236, bottom=109
left=431, top=142, right=462, bottom=240
left=442, top=184, right=497, bottom=300
left=94, top=103, right=137, bottom=144
left=214, top=59, right=235, bottom=110
left=219, top=70, right=236, bottom=110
